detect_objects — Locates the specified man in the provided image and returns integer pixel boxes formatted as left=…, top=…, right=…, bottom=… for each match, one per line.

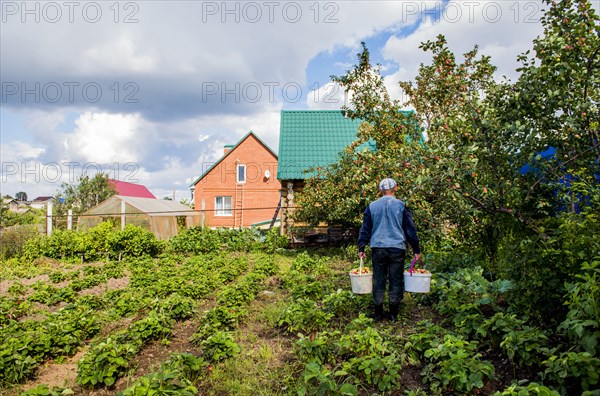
left=357, top=178, right=421, bottom=322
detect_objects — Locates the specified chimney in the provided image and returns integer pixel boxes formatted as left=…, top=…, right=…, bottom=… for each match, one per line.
left=224, top=144, right=234, bottom=155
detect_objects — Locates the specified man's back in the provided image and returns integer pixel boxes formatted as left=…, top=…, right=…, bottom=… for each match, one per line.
left=369, top=196, right=407, bottom=250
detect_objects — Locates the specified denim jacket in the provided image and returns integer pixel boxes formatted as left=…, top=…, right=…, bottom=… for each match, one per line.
left=357, top=196, right=420, bottom=254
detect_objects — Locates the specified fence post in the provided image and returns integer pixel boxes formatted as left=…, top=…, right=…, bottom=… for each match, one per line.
left=121, top=200, right=126, bottom=230
left=67, top=209, right=73, bottom=230
left=201, top=199, right=205, bottom=228
left=46, top=202, right=53, bottom=236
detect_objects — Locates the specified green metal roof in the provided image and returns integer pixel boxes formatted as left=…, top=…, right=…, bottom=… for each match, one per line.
left=277, top=110, right=371, bottom=180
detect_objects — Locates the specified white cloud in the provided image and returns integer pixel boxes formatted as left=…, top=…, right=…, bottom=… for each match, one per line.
left=81, top=35, right=157, bottom=74
left=68, top=112, right=143, bottom=163
left=382, top=0, right=545, bottom=93
left=1, top=0, right=576, bottom=201
left=306, top=82, right=348, bottom=110
left=0, top=141, right=45, bottom=162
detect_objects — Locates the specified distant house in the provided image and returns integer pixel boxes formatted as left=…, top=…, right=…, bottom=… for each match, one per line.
left=78, top=195, right=199, bottom=240
left=277, top=110, right=367, bottom=236
left=190, top=131, right=281, bottom=228
left=29, top=196, right=55, bottom=210
left=108, top=179, right=156, bottom=198
left=3, top=198, right=20, bottom=212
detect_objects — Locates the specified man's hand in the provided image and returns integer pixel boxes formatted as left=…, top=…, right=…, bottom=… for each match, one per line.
left=415, top=253, right=422, bottom=262
left=358, top=251, right=366, bottom=259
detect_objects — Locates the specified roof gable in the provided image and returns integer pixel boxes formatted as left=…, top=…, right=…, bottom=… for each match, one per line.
left=32, top=196, right=54, bottom=202
left=108, top=179, right=156, bottom=199
left=277, top=110, right=368, bottom=180
left=190, top=131, right=277, bottom=187
left=83, top=195, right=194, bottom=217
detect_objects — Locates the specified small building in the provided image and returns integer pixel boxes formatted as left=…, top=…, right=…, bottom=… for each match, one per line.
left=77, top=195, right=200, bottom=240
left=3, top=198, right=20, bottom=212
left=29, top=196, right=54, bottom=210
left=108, top=179, right=156, bottom=198
left=190, top=131, right=281, bottom=228
left=277, top=110, right=367, bottom=236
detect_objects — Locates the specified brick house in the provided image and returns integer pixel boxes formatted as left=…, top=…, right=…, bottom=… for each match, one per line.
left=190, top=131, right=281, bottom=228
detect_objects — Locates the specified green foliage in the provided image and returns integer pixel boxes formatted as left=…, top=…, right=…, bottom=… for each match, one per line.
left=429, top=267, right=514, bottom=337
left=22, top=222, right=163, bottom=261
left=253, top=255, right=279, bottom=277
left=557, top=260, right=600, bottom=355
left=217, top=272, right=263, bottom=307
left=477, top=312, right=527, bottom=348
left=295, top=332, right=337, bottom=365
left=277, top=298, right=334, bottom=334
left=77, top=310, right=174, bottom=388
left=23, top=229, right=81, bottom=261
left=294, top=316, right=402, bottom=394
left=264, top=227, right=289, bottom=253
left=421, top=334, right=495, bottom=394
left=20, top=385, right=74, bottom=395
left=128, top=311, right=173, bottom=342
left=500, top=326, right=550, bottom=368
left=340, top=354, right=402, bottom=392
left=297, top=362, right=358, bottom=396
left=117, top=353, right=206, bottom=396
left=54, top=173, right=116, bottom=217
left=493, top=381, right=560, bottom=396
left=200, top=331, right=241, bottom=362
left=322, top=289, right=369, bottom=318
left=168, top=226, right=221, bottom=254
left=0, top=224, right=40, bottom=259
left=0, top=296, right=31, bottom=326
left=29, top=282, right=76, bottom=306
left=1, top=306, right=100, bottom=385
left=214, top=227, right=262, bottom=252
left=497, top=212, right=600, bottom=326
left=0, top=207, right=44, bottom=228
left=191, top=306, right=248, bottom=344
left=77, top=336, right=139, bottom=387
left=109, top=224, right=163, bottom=258
left=542, top=351, right=600, bottom=394
left=152, top=294, right=196, bottom=320
left=403, top=321, right=446, bottom=363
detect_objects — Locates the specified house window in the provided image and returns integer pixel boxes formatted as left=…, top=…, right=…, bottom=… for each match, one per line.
left=237, top=164, right=246, bottom=183
left=215, top=196, right=232, bottom=216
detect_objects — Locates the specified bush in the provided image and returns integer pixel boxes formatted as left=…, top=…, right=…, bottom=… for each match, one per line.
left=0, top=225, right=39, bottom=259
left=22, top=222, right=163, bottom=261
left=168, top=227, right=221, bottom=253
left=543, top=351, right=600, bottom=394
left=264, top=227, right=289, bottom=252
left=557, top=260, right=600, bottom=356
left=23, top=229, right=82, bottom=260
left=496, top=212, right=600, bottom=327
left=110, top=224, right=163, bottom=258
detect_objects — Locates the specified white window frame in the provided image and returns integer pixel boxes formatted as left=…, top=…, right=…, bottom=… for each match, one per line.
left=215, top=196, right=232, bottom=216
left=236, top=164, right=246, bottom=184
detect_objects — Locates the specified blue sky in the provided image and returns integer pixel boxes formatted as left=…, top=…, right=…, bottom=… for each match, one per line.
left=1, top=0, right=575, bottom=200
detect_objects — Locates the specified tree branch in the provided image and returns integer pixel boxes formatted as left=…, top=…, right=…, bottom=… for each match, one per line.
left=525, top=142, right=600, bottom=202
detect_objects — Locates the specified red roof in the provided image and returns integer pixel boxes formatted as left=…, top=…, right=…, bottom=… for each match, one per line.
left=108, top=179, right=156, bottom=199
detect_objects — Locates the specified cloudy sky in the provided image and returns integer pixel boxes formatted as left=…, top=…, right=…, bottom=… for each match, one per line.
left=0, top=0, right=566, bottom=201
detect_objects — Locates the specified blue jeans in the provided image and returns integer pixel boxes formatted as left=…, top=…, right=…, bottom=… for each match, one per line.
left=372, top=248, right=406, bottom=305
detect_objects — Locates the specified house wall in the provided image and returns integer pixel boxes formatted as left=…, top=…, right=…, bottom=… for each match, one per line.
left=193, top=135, right=281, bottom=228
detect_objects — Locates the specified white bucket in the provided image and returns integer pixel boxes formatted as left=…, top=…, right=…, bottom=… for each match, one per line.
left=350, top=272, right=373, bottom=294
left=404, top=271, right=431, bottom=293
left=349, top=258, right=372, bottom=294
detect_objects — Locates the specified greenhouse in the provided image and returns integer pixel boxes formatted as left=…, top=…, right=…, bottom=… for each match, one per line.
left=78, top=195, right=200, bottom=240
